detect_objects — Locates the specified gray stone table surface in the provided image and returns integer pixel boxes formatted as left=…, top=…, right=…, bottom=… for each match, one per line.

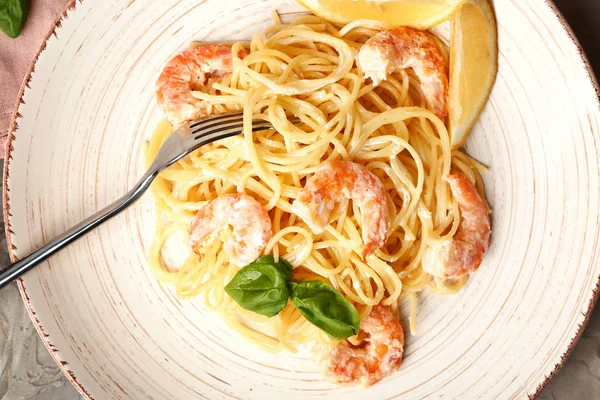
left=1, top=1, right=600, bottom=399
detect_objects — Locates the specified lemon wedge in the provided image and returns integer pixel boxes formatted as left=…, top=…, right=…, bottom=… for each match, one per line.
left=296, top=0, right=468, bottom=30
left=448, top=0, right=498, bottom=148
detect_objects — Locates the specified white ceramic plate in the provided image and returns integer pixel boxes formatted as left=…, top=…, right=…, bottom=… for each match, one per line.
left=5, top=0, right=600, bottom=399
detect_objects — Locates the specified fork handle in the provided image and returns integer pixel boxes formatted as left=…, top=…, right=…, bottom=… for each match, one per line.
left=0, top=170, right=158, bottom=289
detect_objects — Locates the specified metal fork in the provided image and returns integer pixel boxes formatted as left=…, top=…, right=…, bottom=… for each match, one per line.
left=0, top=112, right=276, bottom=289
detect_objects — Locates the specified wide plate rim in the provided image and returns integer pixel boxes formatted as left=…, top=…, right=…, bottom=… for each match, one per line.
left=3, top=1, right=599, bottom=398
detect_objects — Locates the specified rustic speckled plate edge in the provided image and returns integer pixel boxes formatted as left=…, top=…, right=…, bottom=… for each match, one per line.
left=2, top=0, right=95, bottom=398
left=2, top=1, right=599, bottom=399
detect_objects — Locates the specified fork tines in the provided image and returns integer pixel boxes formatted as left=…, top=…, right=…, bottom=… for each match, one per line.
left=188, top=112, right=273, bottom=141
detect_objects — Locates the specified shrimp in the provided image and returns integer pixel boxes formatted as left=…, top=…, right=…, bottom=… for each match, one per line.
left=357, top=27, right=449, bottom=119
left=319, top=304, right=404, bottom=386
left=291, top=161, right=390, bottom=259
left=156, top=45, right=246, bottom=127
left=421, top=173, right=491, bottom=279
left=188, top=193, right=272, bottom=267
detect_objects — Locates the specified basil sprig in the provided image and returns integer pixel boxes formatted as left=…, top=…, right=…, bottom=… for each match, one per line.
left=0, top=0, right=30, bottom=38
left=225, top=256, right=292, bottom=317
left=225, top=256, right=360, bottom=340
left=289, top=281, right=360, bottom=340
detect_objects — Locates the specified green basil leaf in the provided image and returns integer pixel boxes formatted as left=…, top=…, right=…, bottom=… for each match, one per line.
left=225, top=256, right=293, bottom=317
left=289, top=280, right=360, bottom=340
left=0, top=0, right=30, bottom=38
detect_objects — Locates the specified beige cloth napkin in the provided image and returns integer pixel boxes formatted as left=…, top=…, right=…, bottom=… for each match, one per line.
left=0, top=0, right=72, bottom=158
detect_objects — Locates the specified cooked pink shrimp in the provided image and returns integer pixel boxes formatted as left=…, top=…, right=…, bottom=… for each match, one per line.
left=292, top=161, right=389, bottom=259
left=320, top=304, right=404, bottom=386
left=188, top=193, right=272, bottom=267
left=156, top=45, right=246, bottom=127
left=357, top=27, right=449, bottom=119
left=421, top=173, right=491, bottom=279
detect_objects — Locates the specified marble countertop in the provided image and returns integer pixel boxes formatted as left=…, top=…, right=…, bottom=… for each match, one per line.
left=1, top=1, right=600, bottom=399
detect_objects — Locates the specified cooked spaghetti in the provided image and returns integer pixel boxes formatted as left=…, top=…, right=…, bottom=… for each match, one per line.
left=144, top=14, right=489, bottom=357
